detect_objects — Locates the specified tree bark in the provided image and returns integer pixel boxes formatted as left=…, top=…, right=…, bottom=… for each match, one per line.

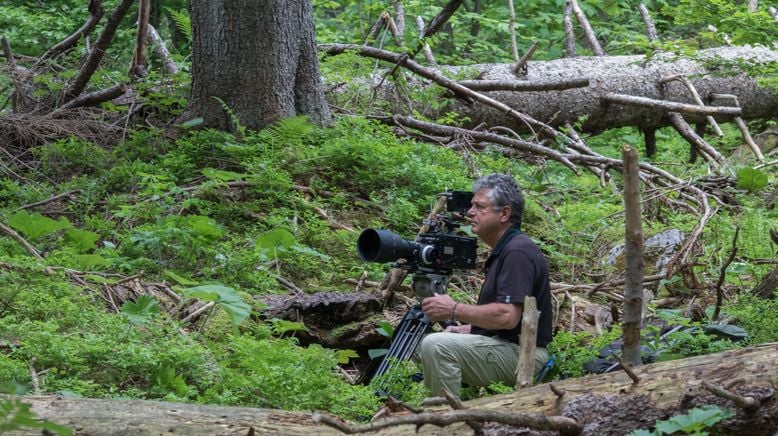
left=339, top=45, right=778, bottom=134
left=186, top=0, right=331, bottom=132
left=13, top=343, right=778, bottom=435
left=621, top=146, right=644, bottom=367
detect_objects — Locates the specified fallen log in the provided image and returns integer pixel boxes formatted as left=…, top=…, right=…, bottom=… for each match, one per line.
left=323, top=45, right=778, bottom=135
left=11, top=343, right=778, bottom=435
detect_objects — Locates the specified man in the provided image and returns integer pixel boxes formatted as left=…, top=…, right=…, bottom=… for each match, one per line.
left=418, top=173, right=553, bottom=397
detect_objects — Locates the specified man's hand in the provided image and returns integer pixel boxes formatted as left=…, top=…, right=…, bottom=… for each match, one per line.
left=421, top=293, right=456, bottom=322
left=444, top=324, right=471, bottom=334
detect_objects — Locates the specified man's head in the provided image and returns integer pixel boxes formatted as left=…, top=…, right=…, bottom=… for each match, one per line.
left=468, top=174, right=524, bottom=247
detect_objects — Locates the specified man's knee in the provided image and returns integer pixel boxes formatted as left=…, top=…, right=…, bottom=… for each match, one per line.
left=419, top=332, right=458, bottom=362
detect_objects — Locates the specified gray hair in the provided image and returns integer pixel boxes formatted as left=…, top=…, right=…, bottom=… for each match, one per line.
left=473, top=173, right=524, bottom=226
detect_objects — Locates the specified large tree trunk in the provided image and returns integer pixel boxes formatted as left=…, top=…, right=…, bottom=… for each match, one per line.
left=186, top=0, right=331, bottom=131
left=336, top=45, right=778, bottom=134
left=12, top=343, right=778, bottom=435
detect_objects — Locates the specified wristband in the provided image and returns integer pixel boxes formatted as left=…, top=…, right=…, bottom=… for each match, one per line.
left=450, top=302, right=459, bottom=323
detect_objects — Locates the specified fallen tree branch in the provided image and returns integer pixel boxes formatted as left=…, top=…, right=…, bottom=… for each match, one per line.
left=0, top=222, right=43, bottom=260
left=638, top=3, right=658, bottom=42
left=603, top=93, right=741, bottom=117
left=712, top=227, right=739, bottom=320
left=513, top=41, right=539, bottom=76
left=17, top=190, right=81, bottom=211
left=147, top=24, right=178, bottom=74
left=701, top=380, right=757, bottom=409
left=668, top=113, right=725, bottom=166
left=64, top=0, right=136, bottom=101
left=312, top=409, right=581, bottom=434
left=52, top=83, right=126, bottom=114
left=571, top=0, right=604, bottom=55
left=37, top=0, right=104, bottom=65
left=457, top=77, right=589, bottom=92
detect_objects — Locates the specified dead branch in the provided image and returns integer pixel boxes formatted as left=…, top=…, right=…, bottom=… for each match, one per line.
left=130, top=0, right=151, bottom=78
left=392, top=1, right=405, bottom=40
left=563, top=0, right=576, bottom=57
left=424, top=0, right=464, bottom=38
left=147, top=25, right=178, bottom=75
left=711, top=93, right=764, bottom=161
left=181, top=301, right=215, bottom=324
left=458, top=77, right=589, bottom=92
left=622, top=145, right=644, bottom=367
left=701, top=380, right=757, bottom=409
left=312, top=409, right=581, bottom=434
left=17, top=190, right=81, bottom=211
left=614, top=355, right=641, bottom=384
left=668, top=113, right=725, bottom=166
left=638, top=3, right=658, bottom=42
left=603, top=92, right=741, bottom=118
left=513, top=41, right=539, bottom=76
left=712, top=227, right=738, bottom=320
left=320, top=44, right=574, bottom=144
left=392, top=114, right=578, bottom=172
left=442, top=389, right=484, bottom=435
left=660, top=75, right=724, bottom=136
left=1, top=36, right=14, bottom=63
left=516, top=296, right=539, bottom=389
left=508, top=0, right=520, bottom=63
left=64, top=0, right=136, bottom=101
left=0, top=222, right=43, bottom=260
left=37, top=0, right=104, bottom=65
left=415, top=16, right=436, bottom=65
left=570, top=0, right=604, bottom=55
left=52, top=83, right=126, bottom=114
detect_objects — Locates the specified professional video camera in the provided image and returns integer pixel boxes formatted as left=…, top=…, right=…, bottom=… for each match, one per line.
left=356, top=191, right=479, bottom=392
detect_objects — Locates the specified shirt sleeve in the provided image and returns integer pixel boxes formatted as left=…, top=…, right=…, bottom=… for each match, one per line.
left=494, top=247, right=536, bottom=304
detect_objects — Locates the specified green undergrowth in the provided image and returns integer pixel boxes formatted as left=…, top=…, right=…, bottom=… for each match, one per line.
left=0, top=114, right=775, bottom=420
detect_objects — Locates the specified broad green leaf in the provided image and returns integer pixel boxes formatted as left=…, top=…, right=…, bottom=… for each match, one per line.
left=183, top=285, right=251, bottom=327
left=165, top=270, right=198, bottom=286
left=63, top=228, right=100, bottom=253
left=83, top=274, right=119, bottom=285
left=255, top=228, right=297, bottom=255
left=121, top=295, right=161, bottom=325
left=290, top=244, right=331, bottom=260
left=376, top=321, right=394, bottom=338
left=70, top=254, right=110, bottom=270
left=186, top=216, right=223, bottom=241
left=270, top=318, right=307, bottom=335
left=655, top=406, right=734, bottom=434
left=7, top=210, right=71, bottom=240
left=180, top=117, right=203, bottom=128
left=336, top=349, right=360, bottom=364
left=735, top=167, right=768, bottom=192
left=202, top=167, right=247, bottom=182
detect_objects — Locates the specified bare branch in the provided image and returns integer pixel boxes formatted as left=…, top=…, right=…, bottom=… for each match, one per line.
left=508, top=0, right=520, bottom=63
left=603, top=92, right=741, bottom=117
left=563, top=0, right=576, bottom=57
left=52, top=83, right=126, bottom=115
left=513, top=41, right=539, bottom=76
left=147, top=24, right=179, bottom=74
left=458, top=77, right=589, bottom=92
left=64, top=0, right=136, bottom=101
left=415, top=16, right=436, bottom=65
left=668, top=113, right=725, bottom=166
left=0, top=222, right=43, bottom=260
left=1, top=36, right=14, bottom=63
left=638, top=3, right=658, bottom=42
left=711, top=93, right=764, bottom=161
left=701, top=380, right=757, bottom=409
left=570, top=0, right=605, bottom=55
left=38, top=0, right=103, bottom=65
left=130, top=0, right=151, bottom=78
left=712, top=227, right=738, bottom=321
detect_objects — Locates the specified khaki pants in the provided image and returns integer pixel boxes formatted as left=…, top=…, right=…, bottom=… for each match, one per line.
left=418, top=332, right=549, bottom=397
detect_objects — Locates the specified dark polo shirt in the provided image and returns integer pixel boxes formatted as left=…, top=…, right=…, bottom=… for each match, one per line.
left=470, top=225, right=553, bottom=347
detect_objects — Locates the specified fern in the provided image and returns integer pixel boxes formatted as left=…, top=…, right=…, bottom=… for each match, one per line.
left=166, top=8, right=192, bottom=42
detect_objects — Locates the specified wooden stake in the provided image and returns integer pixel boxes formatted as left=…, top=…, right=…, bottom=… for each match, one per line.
left=622, top=145, right=644, bottom=368
left=516, top=296, right=539, bottom=389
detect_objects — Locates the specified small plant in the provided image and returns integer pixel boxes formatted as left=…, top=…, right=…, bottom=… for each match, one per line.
left=629, top=405, right=734, bottom=435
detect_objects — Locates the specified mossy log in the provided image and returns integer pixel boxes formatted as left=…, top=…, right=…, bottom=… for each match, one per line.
left=11, top=343, right=777, bottom=435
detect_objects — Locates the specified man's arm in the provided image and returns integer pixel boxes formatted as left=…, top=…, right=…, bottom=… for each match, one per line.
left=421, top=293, right=522, bottom=330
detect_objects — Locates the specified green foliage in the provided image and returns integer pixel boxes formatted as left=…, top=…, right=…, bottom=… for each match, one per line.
left=546, top=327, right=622, bottom=379
left=629, top=405, right=734, bottom=436
left=724, top=295, right=778, bottom=345
left=0, top=397, right=72, bottom=435
left=7, top=210, right=71, bottom=241
left=121, top=295, right=161, bottom=326
left=202, top=336, right=380, bottom=420
left=735, top=167, right=769, bottom=192
left=182, top=285, right=251, bottom=328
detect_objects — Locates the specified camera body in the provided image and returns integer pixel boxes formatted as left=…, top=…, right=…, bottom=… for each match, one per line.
left=356, top=191, right=478, bottom=274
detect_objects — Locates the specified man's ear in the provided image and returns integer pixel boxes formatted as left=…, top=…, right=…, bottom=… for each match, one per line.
left=500, top=206, right=512, bottom=223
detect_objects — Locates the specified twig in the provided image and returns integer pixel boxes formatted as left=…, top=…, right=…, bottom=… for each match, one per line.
left=37, top=0, right=103, bottom=65
left=710, top=93, right=764, bottom=161
left=603, top=92, right=741, bottom=117
left=181, top=301, right=215, bottom=324
left=442, top=389, right=484, bottom=436
left=17, top=190, right=81, bottom=211
left=457, top=77, right=589, bottom=92
left=147, top=24, right=178, bottom=74
left=0, top=222, right=43, bottom=260
left=312, top=409, right=580, bottom=434
left=276, top=276, right=304, bottom=295
left=613, top=355, right=640, bottom=384
left=570, top=0, right=605, bottom=55
left=563, top=0, right=576, bottom=57
left=668, top=113, right=725, bottom=166
left=513, top=41, right=539, bottom=76
left=701, top=380, right=757, bottom=409
left=64, top=0, right=136, bottom=101
left=712, top=227, right=738, bottom=321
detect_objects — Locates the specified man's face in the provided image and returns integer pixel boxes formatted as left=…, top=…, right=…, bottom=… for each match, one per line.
left=467, top=189, right=509, bottom=242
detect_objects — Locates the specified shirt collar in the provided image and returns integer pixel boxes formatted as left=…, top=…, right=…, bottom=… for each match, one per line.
left=487, top=223, right=522, bottom=260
